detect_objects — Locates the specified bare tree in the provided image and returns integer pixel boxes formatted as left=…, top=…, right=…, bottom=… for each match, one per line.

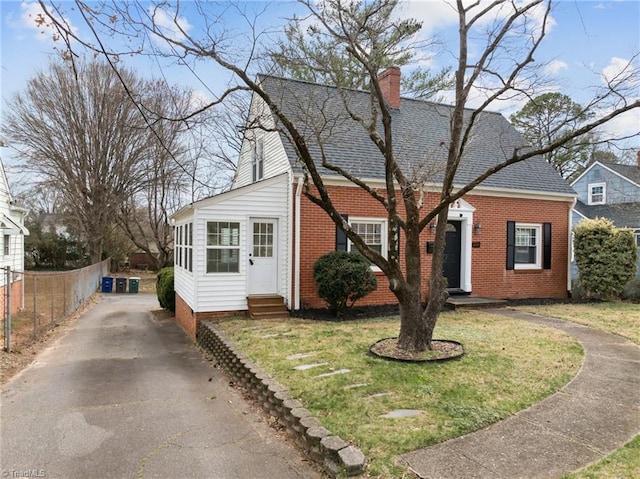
left=38, top=0, right=639, bottom=352
left=116, top=81, right=196, bottom=270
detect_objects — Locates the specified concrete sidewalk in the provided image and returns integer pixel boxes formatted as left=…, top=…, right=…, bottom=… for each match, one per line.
left=1, top=294, right=320, bottom=479
left=400, top=309, right=640, bottom=479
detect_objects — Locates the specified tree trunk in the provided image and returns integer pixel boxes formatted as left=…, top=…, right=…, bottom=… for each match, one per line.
left=394, top=206, right=451, bottom=352
left=396, top=221, right=430, bottom=351
left=422, top=209, right=451, bottom=346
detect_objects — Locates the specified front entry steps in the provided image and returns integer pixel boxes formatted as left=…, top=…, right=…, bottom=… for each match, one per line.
left=446, top=295, right=507, bottom=309
left=247, top=295, right=290, bottom=319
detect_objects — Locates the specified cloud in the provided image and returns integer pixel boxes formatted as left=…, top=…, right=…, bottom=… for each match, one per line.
left=602, top=56, right=637, bottom=85
left=148, top=7, right=192, bottom=44
left=18, top=1, right=77, bottom=42
left=546, top=60, right=568, bottom=75
left=597, top=108, right=640, bottom=140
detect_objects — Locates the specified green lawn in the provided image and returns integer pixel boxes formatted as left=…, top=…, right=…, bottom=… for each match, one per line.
left=217, top=310, right=582, bottom=477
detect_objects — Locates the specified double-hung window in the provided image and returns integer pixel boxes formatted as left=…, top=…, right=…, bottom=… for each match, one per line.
left=3, top=235, right=9, bottom=256
left=252, top=138, right=264, bottom=183
left=588, top=182, right=606, bottom=205
left=206, top=222, right=240, bottom=273
left=346, top=218, right=387, bottom=270
left=514, top=224, right=541, bottom=268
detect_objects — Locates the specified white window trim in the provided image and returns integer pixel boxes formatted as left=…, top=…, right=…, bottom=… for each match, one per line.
left=588, top=182, right=606, bottom=205
left=347, top=217, right=387, bottom=271
left=251, top=138, right=264, bottom=183
left=3, top=234, right=9, bottom=256
left=205, top=221, right=241, bottom=274
left=514, top=223, right=542, bottom=270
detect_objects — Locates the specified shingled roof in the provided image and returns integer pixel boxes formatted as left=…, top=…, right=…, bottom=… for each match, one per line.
left=259, top=75, right=576, bottom=196
left=601, top=161, right=640, bottom=185
left=575, top=200, right=640, bottom=228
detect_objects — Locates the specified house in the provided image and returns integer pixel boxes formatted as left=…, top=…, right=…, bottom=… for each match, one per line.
left=0, top=159, right=29, bottom=315
left=570, top=157, right=640, bottom=279
left=171, top=69, right=576, bottom=338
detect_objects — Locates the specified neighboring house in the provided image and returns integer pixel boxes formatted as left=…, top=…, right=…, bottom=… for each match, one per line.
left=171, top=69, right=576, bottom=338
left=0, top=159, right=29, bottom=315
left=570, top=158, right=640, bottom=279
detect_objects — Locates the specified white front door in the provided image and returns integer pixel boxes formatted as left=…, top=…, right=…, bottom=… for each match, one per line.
left=248, top=219, right=278, bottom=295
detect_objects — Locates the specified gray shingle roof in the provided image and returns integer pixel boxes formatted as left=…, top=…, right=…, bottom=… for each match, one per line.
left=601, top=162, right=640, bottom=184
left=575, top=200, right=640, bottom=228
left=259, top=75, right=576, bottom=196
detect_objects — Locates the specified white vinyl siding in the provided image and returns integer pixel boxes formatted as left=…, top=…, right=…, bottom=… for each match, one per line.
left=173, top=174, right=290, bottom=313
left=233, top=96, right=292, bottom=189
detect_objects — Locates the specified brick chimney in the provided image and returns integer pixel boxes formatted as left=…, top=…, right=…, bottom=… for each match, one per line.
left=379, top=67, right=401, bottom=109
left=637, top=150, right=640, bottom=166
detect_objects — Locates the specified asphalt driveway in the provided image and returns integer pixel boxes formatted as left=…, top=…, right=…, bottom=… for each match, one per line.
left=1, top=294, right=320, bottom=479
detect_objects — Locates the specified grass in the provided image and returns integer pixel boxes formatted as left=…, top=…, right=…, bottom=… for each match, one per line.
left=217, top=310, right=583, bottom=477
left=515, top=302, right=640, bottom=344
left=517, top=302, right=640, bottom=479
left=561, top=435, right=640, bottom=479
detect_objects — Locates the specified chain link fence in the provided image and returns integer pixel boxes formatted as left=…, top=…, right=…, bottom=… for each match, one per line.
left=2, top=259, right=110, bottom=352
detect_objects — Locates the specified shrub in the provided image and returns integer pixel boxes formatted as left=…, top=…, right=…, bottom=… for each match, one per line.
left=157, top=266, right=175, bottom=312
left=573, top=218, right=637, bottom=300
left=621, top=278, right=640, bottom=302
left=313, top=251, right=377, bottom=317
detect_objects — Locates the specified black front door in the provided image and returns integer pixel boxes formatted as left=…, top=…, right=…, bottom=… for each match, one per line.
left=443, top=221, right=461, bottom=289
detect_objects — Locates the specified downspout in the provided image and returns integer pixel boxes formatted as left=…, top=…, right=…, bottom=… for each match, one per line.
left=568, top=197, right=577, bottom=295
left=294, top=176, right=303, bottom=310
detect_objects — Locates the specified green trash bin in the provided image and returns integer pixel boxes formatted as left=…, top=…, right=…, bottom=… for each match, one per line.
left=129, top=277, right=140, bottom=294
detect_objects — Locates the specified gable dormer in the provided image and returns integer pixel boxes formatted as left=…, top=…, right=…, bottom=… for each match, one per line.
left=571, top=160, right=640, bottom=206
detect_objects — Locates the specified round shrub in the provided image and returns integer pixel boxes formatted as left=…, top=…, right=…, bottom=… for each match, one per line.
left=157, top=266, right=175, bottom=312
left=313, top=251, right=377, bottom=317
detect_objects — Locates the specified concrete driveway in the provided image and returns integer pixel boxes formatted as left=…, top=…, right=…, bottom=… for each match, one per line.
left=1, top=294, right=320, bottom=479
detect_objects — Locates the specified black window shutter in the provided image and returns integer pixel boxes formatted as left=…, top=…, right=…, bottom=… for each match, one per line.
left=336, top=214, right=349, bottom=251
left=543, top=222, right=552, bottom=269
left=506, top=221, right=515, bottom=270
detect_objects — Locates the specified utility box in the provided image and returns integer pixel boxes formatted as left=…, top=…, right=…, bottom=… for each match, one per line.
left=115, top=277, right=127, bottom=294
left=101, top=277, right=113, bottom=293
left=129, top=277, right=140, bottom=294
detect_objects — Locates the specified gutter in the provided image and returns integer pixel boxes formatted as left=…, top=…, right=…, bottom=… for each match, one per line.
left=294, top=177, right=303, bottom=310
left=568, top=197, right=577, bottom=294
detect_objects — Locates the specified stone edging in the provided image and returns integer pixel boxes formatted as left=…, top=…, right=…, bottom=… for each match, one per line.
left=196, top=321, right=366, bottom=478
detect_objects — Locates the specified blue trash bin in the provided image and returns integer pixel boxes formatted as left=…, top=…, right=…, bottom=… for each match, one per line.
left=101, top=277, right=113, bottom=293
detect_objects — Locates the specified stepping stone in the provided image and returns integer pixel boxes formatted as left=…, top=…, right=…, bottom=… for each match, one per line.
left=314, top=369, right=351, bottom=378
left=345, top=383, right=368, bottom=389
left=281, top=332, right=296, bottom=336
left=293, top=362, right=329, bottom=371
left=286, top=352, right=316, bottom=360
left=380, top=409, right=421, bottom=419
left=243, top=326, right=270, bottom=331
left=368, top=392, right=392, bottom=398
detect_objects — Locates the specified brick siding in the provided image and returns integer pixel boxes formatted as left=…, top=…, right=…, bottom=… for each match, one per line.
left=294, top=184, right=571, bottom=309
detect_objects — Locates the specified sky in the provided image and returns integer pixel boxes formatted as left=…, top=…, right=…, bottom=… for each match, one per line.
left=1, top=0, right=639, bottom=174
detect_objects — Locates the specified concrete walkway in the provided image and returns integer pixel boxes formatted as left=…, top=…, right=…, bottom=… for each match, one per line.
left=1, top=294, right=320, bottom=479
left=400, top=309, right=640, bottom=479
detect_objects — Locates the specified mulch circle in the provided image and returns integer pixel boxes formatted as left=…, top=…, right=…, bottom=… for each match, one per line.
left=368, top=337, right=465, bottom=363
